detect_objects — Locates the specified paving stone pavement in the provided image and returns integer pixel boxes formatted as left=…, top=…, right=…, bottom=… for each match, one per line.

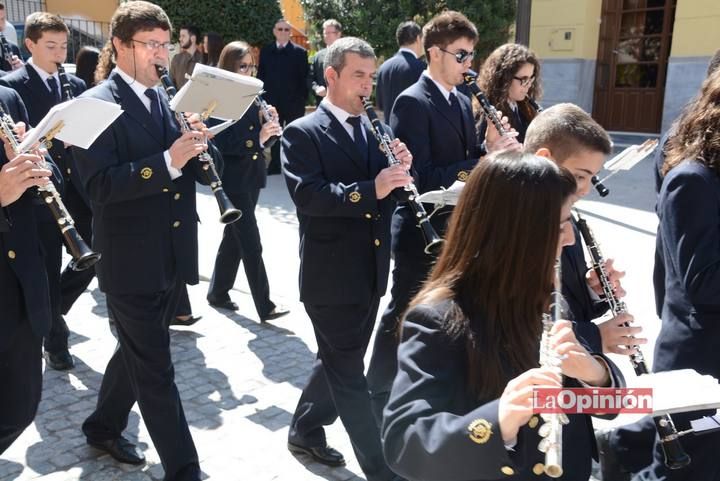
left=1, top=155, right=663, bottom=481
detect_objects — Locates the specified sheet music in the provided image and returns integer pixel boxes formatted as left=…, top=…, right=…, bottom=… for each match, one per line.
left=207, top=118, right=238, bottom=136
left=415, top=180, right=466, bottom=206
left=19, top=97, right=122, bottom=151
left=629, top=369, right=720, bottom=416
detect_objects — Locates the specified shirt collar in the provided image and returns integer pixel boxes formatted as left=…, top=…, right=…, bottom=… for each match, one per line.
left=321, top=97, right=355, bottom=125
left=27, top=57, right=58, bottom=83
left=422, top=70, right=457, bottom=103
left=398, top=47, right=418, bottom=58
left=114, top=67, right=154, bottom=110
left=276, top=42, right=288, bottom=49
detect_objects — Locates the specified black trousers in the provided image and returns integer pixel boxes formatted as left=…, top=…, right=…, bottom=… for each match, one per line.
left=0, top=320, right=43, bottom=454
left=288, top=296, right=396, bottom=481
left=82, top=279, right=200, bottom=481
left=609, top=415, right=656, bottom=473
left=269, top=106, right=304, bottom=175
left=175, top=285, right=192, bottom=317
left=367, top=250, right=433, bottom=424
left=59, top=187, right=95, bottom=315
left=37, top=215, right=67, bottom=354
left=207, top=189, right=274, bottom=318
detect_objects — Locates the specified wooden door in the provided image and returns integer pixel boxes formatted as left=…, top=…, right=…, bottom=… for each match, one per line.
left=592, top=0, right=676, bottom=132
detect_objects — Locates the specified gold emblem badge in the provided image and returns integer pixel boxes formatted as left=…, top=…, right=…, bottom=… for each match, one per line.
left=457, top=170, right=469, bottom=182
left=467, top=418, right=492, bottom=444
left=349, top=191, right=362, bottom=203
left=140, top=167, right=153, bottom=180
left=246, top=140, right=254, bottom=148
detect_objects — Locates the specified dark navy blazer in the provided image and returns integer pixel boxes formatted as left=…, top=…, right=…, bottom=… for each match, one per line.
left=281, top=104, right=396, bottom=305
left=72, top=71, right=217, bottom=295
left=375, top=50, right=426, bottom=113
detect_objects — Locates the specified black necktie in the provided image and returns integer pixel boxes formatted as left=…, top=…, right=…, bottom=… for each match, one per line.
left=46, top=76, right=60, bottom=103
left=346, top=116, right=368, bottom=166
left=449, top=92, right=466, bottom=136
left=144, top=88, right=163, bottom=128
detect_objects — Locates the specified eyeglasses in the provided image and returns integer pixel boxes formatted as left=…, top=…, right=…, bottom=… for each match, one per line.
left=238, top=63, right=257, bottom=73
left=437, top=47, right=474, bottom=64
left=513, top=75, right=535, bottom=87
left=132, top=39, right=172, bottom=51
left=275, top=27, right=291, bottom=32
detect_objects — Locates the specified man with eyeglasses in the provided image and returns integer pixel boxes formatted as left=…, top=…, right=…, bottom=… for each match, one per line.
left=258, top=18, right=309, bottom=175
left=169, top=24, right=202, bottom=90
left=71, top=2, right=218, bottom=478
left=308, top=19, right=342, bottom=106
left=366, top=11, right=518, bottom=424
left=0, top=12, right=87, bottom=373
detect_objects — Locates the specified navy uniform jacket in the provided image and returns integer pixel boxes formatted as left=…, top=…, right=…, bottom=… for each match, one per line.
left=383, top=300, right=624, bottom=481
left=210, top=103, right=266, bottom=193
left=281, top=104, right=396, bottom=305
left=0, top=86, right=53, bottom=350
left=654, top=160, right=720, bottom=381
left=375, top=50, right=425, bottom=113
left=0, top=64, right=86, bottom=185
left=389, top=74, right=482, bottom=255
left=72, top=71, right=216, bottom=295
left=0, top=41, right=21, bottom=73
left=561, top=221, right=610, bottom=354
left=257, top=42, right=309, bottom=119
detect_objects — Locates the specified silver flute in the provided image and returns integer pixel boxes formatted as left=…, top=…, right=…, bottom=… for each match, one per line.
left=537, top=258, right=567, bottom=478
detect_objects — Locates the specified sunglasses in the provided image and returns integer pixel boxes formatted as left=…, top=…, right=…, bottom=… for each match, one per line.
left=276, top=27, right=291, bottom=32
left=514, top=75, right=535, bottom=87
left=437, top=47, right=474, bottom=64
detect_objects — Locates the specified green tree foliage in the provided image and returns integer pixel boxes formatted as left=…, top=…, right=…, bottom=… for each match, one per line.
left=153, top=0, right=282, bottom=46
left=301, top=0, right=516, bottom=61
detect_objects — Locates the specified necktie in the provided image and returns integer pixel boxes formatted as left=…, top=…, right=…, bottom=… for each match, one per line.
left=144, top=88, right=163, bottom=128
left=346, top=116, right=368, bottom=166
left=449, top=92, right=466, bottom=135
left=46, top=76, right=60, bottom=103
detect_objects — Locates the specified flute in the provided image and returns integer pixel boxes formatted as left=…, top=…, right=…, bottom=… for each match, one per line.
left=0, top=106, right=100, bottom=271
left=360, top=97, right=443, bottom=255
left=254, top=92, right=281, bottom=149
left=154, top=64, right=242, bottom=224
left=573, top=210, right=691, bottom=470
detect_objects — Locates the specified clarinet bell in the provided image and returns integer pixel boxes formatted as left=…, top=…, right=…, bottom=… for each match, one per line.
left=66, top=231, right=102, bottom=271
left=217, top=193, right=242, bottom=224
left=419, top=220, right=444, bottom=255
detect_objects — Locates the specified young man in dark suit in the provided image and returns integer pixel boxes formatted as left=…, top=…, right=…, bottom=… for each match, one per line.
left=366, top=11, right=519, bottom=425
left=282, top=36, right=412, bottom=481
left=308, top=19, right=342, bottom=106
left=0, top=31, right=23, bottom=73
left=0, top=86, right=54, bottom=454
left=257, top=18, right=309, bottom=175
left=72, top=2, right=217, bottom=478
left=0, top=12, right=87, bottom=371
left=375, top=21, right=425, bottom=113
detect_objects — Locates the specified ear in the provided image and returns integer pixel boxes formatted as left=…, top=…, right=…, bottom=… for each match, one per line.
left=324, top=65, right=337, bottom=86
left=24, top=37, right=34, bottom=53
left=534, top=147, right=554, bottom=160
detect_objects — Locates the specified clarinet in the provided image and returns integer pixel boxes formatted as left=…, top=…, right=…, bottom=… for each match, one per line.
left=254, top=92, right=281, bottom=149
left=573, top=210, right=691, bottom=470
left=537, top=258, right=568, bottom=478
left=0, top=32, right=13, bottom=68
left=0, top=105, right=101, bottom=271
left=462, top=69, right=508, bottom=136
left=527, top=97, right=543, bottom=113
left=361, top=97, right=443, bottom=255
left=56, top=63, right=74, bottom=101
left=154, top=65, right=242, bottom=224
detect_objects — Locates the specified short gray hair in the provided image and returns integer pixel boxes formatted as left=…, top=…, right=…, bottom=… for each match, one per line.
left=325, top=36, right=375, bottom=74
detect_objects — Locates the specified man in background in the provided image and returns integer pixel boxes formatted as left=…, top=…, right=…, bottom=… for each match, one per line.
left=170, top=24, right=202, bottom=89
left=375, top=21, right=425, bottom=113
left=308, top=19, right=342, bottom=106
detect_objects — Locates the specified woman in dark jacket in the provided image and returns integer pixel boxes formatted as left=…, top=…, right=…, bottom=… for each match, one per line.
left=206, top=41, right=288, bottom=322
left=382, top=151, right=624, bottom=481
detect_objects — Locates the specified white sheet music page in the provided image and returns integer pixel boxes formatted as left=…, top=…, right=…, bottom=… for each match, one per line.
left=18, top=97, right=123, bottom=151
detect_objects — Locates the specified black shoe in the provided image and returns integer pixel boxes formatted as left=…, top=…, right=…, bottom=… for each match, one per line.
left=44, top=350, right=75, bottom=371
left=596, top=428, right=631, bottom=481
left=170, top=315, right=202, bottom=326
left=287, top=441, right=345, bottom=467
left=261, top=305, right=290, bottom=322
left=208, top=297, right=239, bottom=311
left=88, top=436, right=145, bottom=465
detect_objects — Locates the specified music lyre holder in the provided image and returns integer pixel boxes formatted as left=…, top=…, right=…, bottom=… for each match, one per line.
left=593, top=139, right=659, bottom=197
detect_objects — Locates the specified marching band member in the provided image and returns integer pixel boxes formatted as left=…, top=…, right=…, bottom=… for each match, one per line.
left=477, top=43, right=542, bottom=144
left=206, top=40, right=289, bottom=322
left=382, top=150, right=623, bottom=481
left=73, top=2, right=220, bottom=478
left=282, top=36, right=412, bottom=480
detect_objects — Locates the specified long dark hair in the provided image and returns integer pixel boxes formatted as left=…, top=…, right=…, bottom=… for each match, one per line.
left=409, top=151, right=576, bottom=399
left=663, top=68, right=720, bottom=176
left=204, top=32, right=224, bottom=67
left=74, top=46, right=100, bottom=88
left=217, top=40, right=252, bottom=74
left=478, top=43, right=543, bottom=127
